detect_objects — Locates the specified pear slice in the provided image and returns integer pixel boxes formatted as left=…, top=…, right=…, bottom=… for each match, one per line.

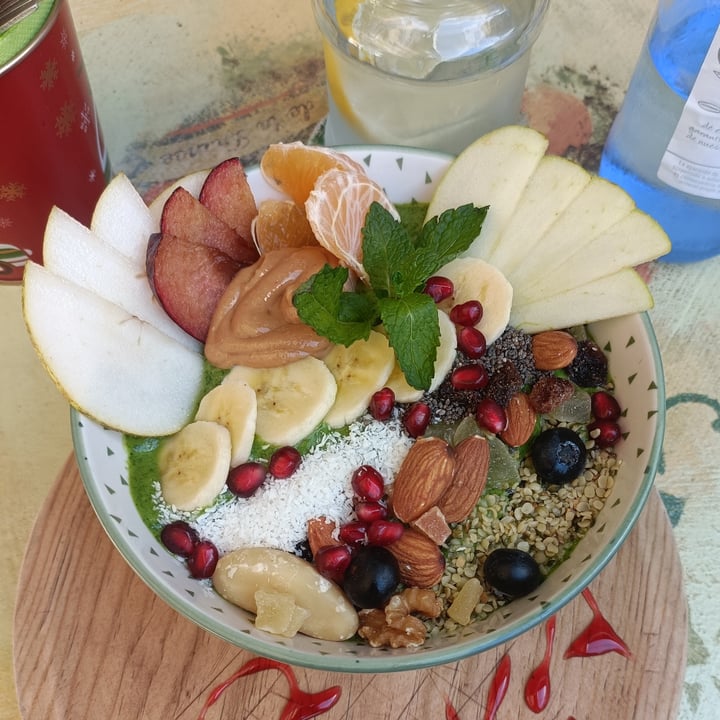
left=425, top=125, right=548, bottom=260
left=486, top=154, right=591, bottom=275
left=90, top=173, right=155, bottom=267
left=148, top=169, right=211, bottom=229
left=23, top=261, right=204, bottom=436
left=513, top=209, right=671, bottom=306
left=43, top=207, right=200, bottom=352
left=510, top=267, right=654, bottom=333
left=507, top=176, right=636, bottom=290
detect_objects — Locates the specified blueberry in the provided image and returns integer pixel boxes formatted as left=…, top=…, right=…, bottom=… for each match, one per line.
left=531, top=427, right=587, bottom=484
left=342, top=545, right=399, bottom=609
left=484, top=548, right=543, bottom=599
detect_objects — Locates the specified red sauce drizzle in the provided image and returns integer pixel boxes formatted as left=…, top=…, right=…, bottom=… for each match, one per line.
left=196, top=657, right=342, bottom=720
left=565, top=588, right=632, bottom=659
left=524, top=615, right=557, bottom=713
left=445, top=696, right=460, bottom=720
left=483, top=653, right=511, bottom=720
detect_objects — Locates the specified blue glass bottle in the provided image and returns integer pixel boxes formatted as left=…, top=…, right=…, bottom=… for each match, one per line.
left=599, top=0, right=720, bottom=263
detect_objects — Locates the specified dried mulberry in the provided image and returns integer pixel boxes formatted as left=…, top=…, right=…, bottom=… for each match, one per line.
left=566, top=340, right=608, bottom=387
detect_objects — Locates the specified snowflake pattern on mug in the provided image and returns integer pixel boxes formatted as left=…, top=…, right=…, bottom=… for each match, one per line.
left=80, top=102, right=92, bottom=133
left=40, top=58, right=58, bottom=90
left=56, top=100, right=75, bottom=137
left=0, top=182, right=26, bottom=201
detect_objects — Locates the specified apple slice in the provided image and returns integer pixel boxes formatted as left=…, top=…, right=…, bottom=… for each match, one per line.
left=148, top=169, right=210, bottom=229
left=510, top=267, right=654, bottom=333
left=90, top=173, right=155, bottom=267
left=22, top=261, right=203, bottom=436
left=199, top=158, right=258, bottom=249
left=514, top=209, right=671, bottom=305
left=506, top=176, right=636, bottom=291
left=425, top=125, right=548, bottom=260
left=147, top=232, right=241, bottom=342
left=43, top=207, right=199, bottom=351
left=486, top=155, right=591, bottom=275
left=161, top=187, right=258, bottom=266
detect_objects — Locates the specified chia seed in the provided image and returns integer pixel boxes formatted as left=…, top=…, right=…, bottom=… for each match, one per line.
left=483, top=327, right=547, bottom=387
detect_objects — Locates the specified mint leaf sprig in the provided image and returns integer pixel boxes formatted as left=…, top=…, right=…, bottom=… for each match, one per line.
left=293, top=201, right=487, bottom=391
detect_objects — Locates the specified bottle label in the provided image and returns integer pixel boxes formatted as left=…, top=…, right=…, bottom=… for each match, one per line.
left=657, top=23, right=720, bottom=200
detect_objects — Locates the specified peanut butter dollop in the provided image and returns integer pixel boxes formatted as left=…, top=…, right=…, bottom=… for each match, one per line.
left=204, top=246, right=337, bottom=368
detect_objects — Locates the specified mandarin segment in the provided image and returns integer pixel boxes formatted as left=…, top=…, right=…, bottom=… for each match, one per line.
left=305, top=167, right=397, bottom=283
left=253, top=199, right=319, bottom=253
left=260, top=142, right=365, bottom=206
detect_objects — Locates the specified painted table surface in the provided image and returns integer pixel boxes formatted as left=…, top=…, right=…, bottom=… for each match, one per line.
left=1, top=0, right=719, bottom=718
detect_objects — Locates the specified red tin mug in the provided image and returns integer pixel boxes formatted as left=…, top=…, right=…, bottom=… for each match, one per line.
left=0, top=0, right=110, bottom=283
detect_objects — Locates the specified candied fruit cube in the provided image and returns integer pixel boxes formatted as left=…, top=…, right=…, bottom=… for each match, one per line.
left=254, top=589, right=309, bottom=637
left=447, top=577, right=482, bottom=626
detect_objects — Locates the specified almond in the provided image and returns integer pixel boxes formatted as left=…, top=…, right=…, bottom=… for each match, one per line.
left=531, top=330, right=578, bottom=370
left=306, top=516, right=340, bottom=556
left=436, top=435, right=490, bottom=523
left=387, top=528, right=446, bottom=588
left=500, top=392, right=537, bottom=447
left=391, top=436, right=456, bottom=523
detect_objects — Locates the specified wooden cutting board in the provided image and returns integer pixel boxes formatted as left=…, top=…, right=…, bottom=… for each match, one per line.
left=13, top=456, right=686, bottom=720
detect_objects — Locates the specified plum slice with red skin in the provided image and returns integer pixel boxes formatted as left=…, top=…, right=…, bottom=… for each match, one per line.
left=199, top=157, right=258, bottom=250
left=160, top=186, right=258, bottom=266
left=147, top=232, right=241, bottom=342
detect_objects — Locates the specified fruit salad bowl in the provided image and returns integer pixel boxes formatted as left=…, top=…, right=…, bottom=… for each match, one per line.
left=65, top=143, right=666, bottom=672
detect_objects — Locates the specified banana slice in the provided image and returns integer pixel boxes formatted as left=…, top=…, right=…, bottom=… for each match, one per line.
left=322, top=330, right=396, bottom=428
left=386, top=309, right=457, bottom=402
left=158, top=420, right=231, bottom=511
left=436, top=257, right=513, bottom=345
left=195, top=381, right=257, bottom=467
left=224, top=356, right=337, bottom=446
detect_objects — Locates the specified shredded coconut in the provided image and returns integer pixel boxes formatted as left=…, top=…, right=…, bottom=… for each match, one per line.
left=157, top=416, right=412, bottom=554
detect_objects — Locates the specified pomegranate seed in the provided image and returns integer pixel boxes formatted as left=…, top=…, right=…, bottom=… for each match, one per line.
left=591, top=391, right=622, bottom=421
left=423, top=275, right=454, bottom=303
left=451, top=364, right=489, bottom=391
left=226, top=461, right=267, bottom=497
left=187, top=540, right=219, bottom=579
left=458, top=326, right=487, bottom=358
left=449, top=300, right=483, bottom=327
left=160, top=520, right=199, bottom=558
left=339, top=520, right=368, bottom=546
left=476, top=397, right=508, bottom=434
left=314, top=545, right=352, bottom=584
left=367, top=519, right=405, bottom=546
left=351, top=465, right=385, bottom=501
left=269, top=446, right=301, bottom=478
left=403, top=401, right=431, bottom=438
left=355, top=500, right=388, bottom=523
left=369, top=387, right=395, bottom=421
left=589, top=419, right=622, bottom=448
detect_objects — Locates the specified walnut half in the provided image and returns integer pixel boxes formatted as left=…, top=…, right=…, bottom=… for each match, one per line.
left=357, top=588, right=442, bottom=648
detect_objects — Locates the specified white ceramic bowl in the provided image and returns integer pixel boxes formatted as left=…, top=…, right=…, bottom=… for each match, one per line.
left=72, top=147, right=665, bottom=672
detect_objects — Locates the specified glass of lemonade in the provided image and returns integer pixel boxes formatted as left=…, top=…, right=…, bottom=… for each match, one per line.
left=312, top=0, right=549, bottom=154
